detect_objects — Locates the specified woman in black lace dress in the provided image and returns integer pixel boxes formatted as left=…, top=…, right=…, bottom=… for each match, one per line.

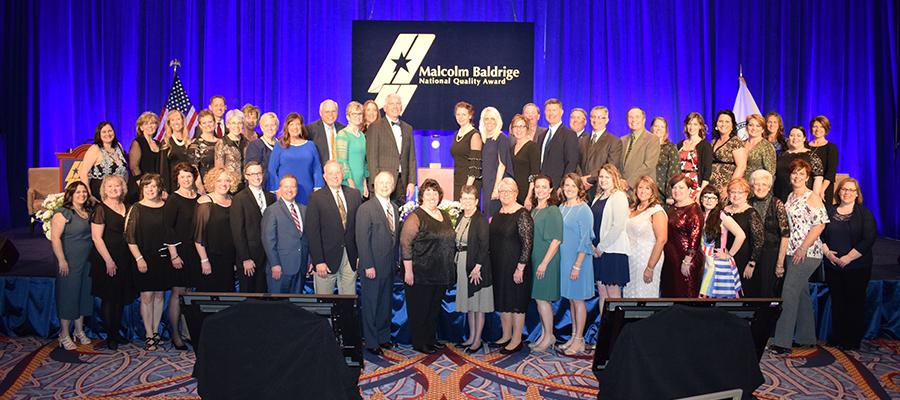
left=489, top=178, right=534, bottom=354
left=400, top=179, right=456, bottom=354
left=723, top=178, right=765, bottom=297
left=189, top=110, right=220, bottom=185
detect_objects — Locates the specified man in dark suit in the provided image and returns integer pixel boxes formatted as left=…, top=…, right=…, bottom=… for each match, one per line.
left=365, top=93, right=416, bottom=204
left=578, top=106, right=624, bottom=198
left=535, top=98, right=580, bottom=187
left=569, top=107, right=588, bottom=140
left=306, top=99, right=346, bottom=169
left=262, top=175, right=311, bottom=294
left=621, top=107, right=661, bottom=189
left=355, top=171, right=400, bottom=355
left=306, top=160, right=362, bottom=295
left=230, top=162, right=276, bottom=293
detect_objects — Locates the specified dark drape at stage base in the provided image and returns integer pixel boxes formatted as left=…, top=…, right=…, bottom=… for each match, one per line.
left=1, top=0, right=898, bottom=237
left=2, top=276, right=899, bottom=345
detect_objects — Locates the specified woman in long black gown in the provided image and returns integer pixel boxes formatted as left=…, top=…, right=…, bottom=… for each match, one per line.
left=90, top=175, right=136, bottom=350
left=162, top=162, right=199, bottom=350
left=125, top=174, right=171, bottom=350
left=449, top=101, right=482, bottom=200
left=490, top=177, right=534, bottom=354
left=193, top=166, right=238, bottom=293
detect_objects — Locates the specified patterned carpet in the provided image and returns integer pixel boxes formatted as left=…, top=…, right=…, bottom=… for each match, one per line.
left=0, top=336, right=898, bottom=399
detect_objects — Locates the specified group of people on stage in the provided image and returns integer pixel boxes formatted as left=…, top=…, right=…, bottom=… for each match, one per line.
left=51, top=94, right=876, bottom=357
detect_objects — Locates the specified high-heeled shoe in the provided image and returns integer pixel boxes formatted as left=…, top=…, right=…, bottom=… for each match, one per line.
left=59, top=335, right=77, bottom=351
left=171, top=337, right=188, bottom=351
left=499, top=341, right=524, bottom=355
left=564, top=337, right=585, bottom=356
left=492, top=339, right=511, bottom=348
left=533, top=334, right=556, bottom=353
left=73, top=330, right=91, bottom=345
left=465, top=343, right=483, bottom=354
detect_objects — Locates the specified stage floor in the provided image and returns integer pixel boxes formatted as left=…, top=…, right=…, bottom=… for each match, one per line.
left=0, top=337, right=897, bottom=399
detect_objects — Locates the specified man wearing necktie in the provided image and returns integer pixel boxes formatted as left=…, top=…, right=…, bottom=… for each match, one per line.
left=230, top=162, right=276, bottom=293
left=535, top=98, right=580, bottom=188
left=307, top=99, right=347, bottom=170
left=306, top=161, right=362, bottom=295
left=209, top=95, right=227, bottom=138
left=261, top=175, right=310, bottom=294
left=620, top=107, right=661, bottom=190
left=365, top=93, right=417, bottom=204
left=355, top=171, right=400, bottom=355
left=577, top=106, right=624, bottom=198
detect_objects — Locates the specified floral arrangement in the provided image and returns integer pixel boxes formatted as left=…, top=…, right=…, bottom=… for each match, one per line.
left=398, top=200, right=463, bottom=226
left=31, top=192, right=65, bottom=240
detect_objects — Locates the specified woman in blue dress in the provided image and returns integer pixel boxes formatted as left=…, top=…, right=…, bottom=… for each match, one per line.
left=266, top=112, right=323, bottom=204
left=558, top=173, right=595, bottom=356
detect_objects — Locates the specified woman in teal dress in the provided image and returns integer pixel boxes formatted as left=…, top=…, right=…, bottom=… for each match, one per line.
left=49, top=181, right=94, bottom=350
left=336, top=101, right=369, bottom=197
left=529, top=175, right=562, bottom=352
left=558, top=173, right=595, bottom=356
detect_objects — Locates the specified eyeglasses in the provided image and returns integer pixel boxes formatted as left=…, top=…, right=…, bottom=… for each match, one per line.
left=728, top=190, right=748, bottom=195
left=498, top=189, right=516, bottom=194
left=701, top=195, right=719, bottom=201
left=512, top=124, right=528, bottom=129
left=840, top=188, right=858, bottom=193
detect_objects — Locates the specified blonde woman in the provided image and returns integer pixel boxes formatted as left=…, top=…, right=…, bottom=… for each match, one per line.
left=479, top=107, right=512, bottom=217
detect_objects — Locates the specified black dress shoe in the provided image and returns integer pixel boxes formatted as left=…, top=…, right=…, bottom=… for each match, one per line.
left=499, top=342, right=524, bottom=355
left=414, top=345, right=436, bottom=354
left=464, top=343, right=483, bottom=354
left=113, top=335, right=130, bottom=345
left=492, top=339, right=511, bottom=348
left=379, top=342, right=394, bottom=350
left=107, top=340, right=118, bottom=351
left=793, top=342, right=815, bottom=349
left=366, top=347, right=384, bottom=356
left=767, top=345, right=792, bottom=355
left=432, top=342, right=446, bottom=350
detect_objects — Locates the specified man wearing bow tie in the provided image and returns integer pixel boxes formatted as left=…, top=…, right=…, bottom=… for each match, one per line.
left=365, top=93, right=417, bottom=205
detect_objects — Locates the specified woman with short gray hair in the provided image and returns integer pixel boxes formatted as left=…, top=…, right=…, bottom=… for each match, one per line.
left=748, top=169, right=789, bottom=298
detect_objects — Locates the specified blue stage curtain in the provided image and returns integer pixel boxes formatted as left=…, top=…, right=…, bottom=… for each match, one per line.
left=4, top=276, right=899, bottom=344
left=2, top=0, right=898, bottom=236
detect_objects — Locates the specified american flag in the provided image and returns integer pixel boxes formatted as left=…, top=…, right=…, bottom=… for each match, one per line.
left=155, top=72, right=198, bottom=141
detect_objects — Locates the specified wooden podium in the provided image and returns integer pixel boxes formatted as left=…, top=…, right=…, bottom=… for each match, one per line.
left=417, top=167, right=454, bottom=200
left=56, top=144, right=93, bottom=191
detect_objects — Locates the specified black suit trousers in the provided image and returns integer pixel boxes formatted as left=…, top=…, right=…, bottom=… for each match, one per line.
left=238, top=254, right=269, bottom=293
left=405, top=283, right=444, bottom=348
left=825, top=266, right=871, bottom=348
left=361, top=275, right=393, bottom=348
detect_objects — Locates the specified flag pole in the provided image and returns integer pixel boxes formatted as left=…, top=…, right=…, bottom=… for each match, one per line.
left=739, top=64, right=744, bottom=82
left=169, top=59, right=181, bottom=77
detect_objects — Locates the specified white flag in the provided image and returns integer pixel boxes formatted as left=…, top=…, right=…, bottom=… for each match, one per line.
left=732, top=76, right=761, bottom=140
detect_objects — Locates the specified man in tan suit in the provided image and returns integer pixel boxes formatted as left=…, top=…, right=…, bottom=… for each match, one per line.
left=577, top=106, right=623, bottom=197
left=365, top=93, right=417, bottom=204
left=620, top=107, right=660, bottom=189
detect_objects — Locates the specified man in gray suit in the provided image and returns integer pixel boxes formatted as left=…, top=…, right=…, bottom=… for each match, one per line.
left=620, top=107, right=661, bottom=189
left=355, top=171, right=400, bottom=356
left=306, top=99, right=346, bottom=169
left=577, top=106, right=624, bottom=197
left=365, top=93, right=416, bottom=204
left=262, top=175, right=311, bottom=294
